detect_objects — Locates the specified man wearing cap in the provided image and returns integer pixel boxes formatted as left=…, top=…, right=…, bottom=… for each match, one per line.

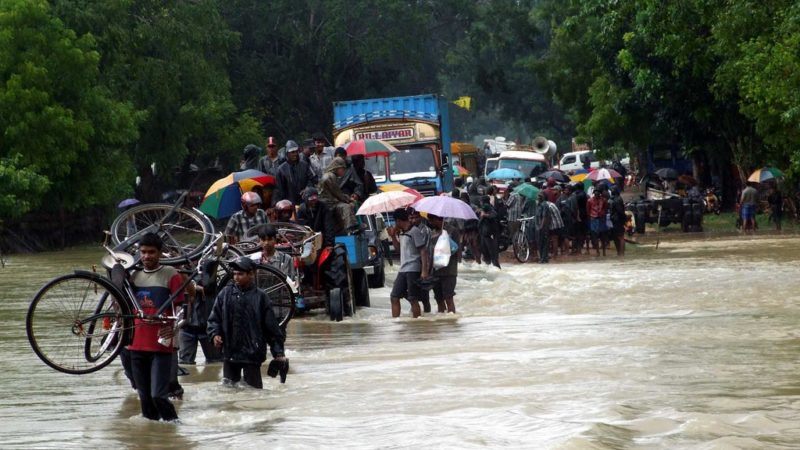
left=318, top=157, right=357, bottom=232
left=225, top=191, right=270, bottom=245
left=207, top=256, right=287, bottom=389
left=258, top=137, right=285, bottom=177
left=388, top=208, right=430, bottom=318
left=275, top=140, right=317, bottom=206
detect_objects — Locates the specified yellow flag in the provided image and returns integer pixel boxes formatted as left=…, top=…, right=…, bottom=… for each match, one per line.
left=452, top=96, right=472, bottom=110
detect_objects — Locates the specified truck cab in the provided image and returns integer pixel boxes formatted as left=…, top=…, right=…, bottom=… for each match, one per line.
left=332, top=94, right=453, bottom=196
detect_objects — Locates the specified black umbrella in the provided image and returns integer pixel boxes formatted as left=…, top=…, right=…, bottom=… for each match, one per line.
left=654, top=168, right=679, bottom=180
left=537, top=170, right=568, bottom=183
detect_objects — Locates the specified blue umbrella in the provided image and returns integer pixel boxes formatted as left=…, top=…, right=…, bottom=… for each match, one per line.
left=117, top=198, right=140, bottom=209
left=487, top=168, right=525, bottom=180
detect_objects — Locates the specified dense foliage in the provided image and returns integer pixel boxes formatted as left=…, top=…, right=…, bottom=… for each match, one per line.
left=2, top=0, right=799, bottom=224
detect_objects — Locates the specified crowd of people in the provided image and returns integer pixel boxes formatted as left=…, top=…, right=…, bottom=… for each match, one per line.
left=447, top=175, right=629, bottom=266
left=226, top=133, right=377, bottom=246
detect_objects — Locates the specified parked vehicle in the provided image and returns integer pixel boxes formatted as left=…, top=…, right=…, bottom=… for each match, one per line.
left=558, top=150, right=601, bottom=172
left=451, top=142, right=480, bottom=176
left=627, top=174, right=703, bottom=233
left=333, top=94, right=454, bottom=197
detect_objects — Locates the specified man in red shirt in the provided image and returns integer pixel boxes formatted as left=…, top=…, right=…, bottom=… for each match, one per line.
left=586, top=188, right=609, bottom=256
left=128, top=233, right=186, bottom=421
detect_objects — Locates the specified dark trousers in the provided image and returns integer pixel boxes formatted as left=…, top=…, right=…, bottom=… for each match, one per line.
left=223, top=361, right=263, bottom=389
left=120, top=348, right=135, bottom=389
left=130, top=351, right=178, bottom=421
left=537, top=228, right=550, bottom=263
left=179, top=330, right=222, bottom=364
left=479, top=233, right=500, bottom=268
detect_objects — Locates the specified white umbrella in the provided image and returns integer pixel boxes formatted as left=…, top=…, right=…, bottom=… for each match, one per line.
left=356, top=191, right=419, bottom=215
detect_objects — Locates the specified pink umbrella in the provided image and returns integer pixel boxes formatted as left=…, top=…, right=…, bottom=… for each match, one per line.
left=412, top=196, right=478, bottom=220
left=356, top=191, right=418, bottom=215
left=586, top=168, right=622, bottom=182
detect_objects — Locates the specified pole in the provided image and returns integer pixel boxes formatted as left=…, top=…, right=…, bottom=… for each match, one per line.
left=655, top=205, right=663, bottom=250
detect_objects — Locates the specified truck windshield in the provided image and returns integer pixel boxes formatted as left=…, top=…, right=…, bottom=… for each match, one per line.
left=389, top=148, right=436, bottom=176
left=365, top=155, right=387, bottom=182
left=485, top=159, right=498, bottom=176
left=498, top=159, right=548, bottom=178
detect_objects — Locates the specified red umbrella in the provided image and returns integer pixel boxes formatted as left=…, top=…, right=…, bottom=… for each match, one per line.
left=343, top=139, right=400, bottom=157
left=587, top=168, right=622, bottom=182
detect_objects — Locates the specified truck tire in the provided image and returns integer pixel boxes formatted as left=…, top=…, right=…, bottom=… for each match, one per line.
left=367, top=261, right=385, bottom=288
left=353, top=269, right=371, bottom=308
left=328, top=288, right=344, bottom=322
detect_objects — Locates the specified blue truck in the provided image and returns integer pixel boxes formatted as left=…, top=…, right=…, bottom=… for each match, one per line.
left=332, top=94, right=454, bottom=196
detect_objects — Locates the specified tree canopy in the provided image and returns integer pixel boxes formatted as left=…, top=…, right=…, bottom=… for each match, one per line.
left=2, top=0, right=800, bottom=227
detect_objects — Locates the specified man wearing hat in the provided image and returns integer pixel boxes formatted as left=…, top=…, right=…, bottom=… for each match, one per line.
left=318, top=157, right=356, bottom=232
left=274, top=140, right=317, bottom=206
left=207, top=256, right=287, bottom=389
left=258, top=136, right=285, bottom=177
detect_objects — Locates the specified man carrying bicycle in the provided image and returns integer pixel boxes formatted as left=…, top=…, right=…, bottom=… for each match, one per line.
left=127, top=232, right=187, bottom=422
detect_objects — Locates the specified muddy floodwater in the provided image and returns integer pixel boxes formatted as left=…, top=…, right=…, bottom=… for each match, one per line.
left=1, top=235, right=800, bottom=449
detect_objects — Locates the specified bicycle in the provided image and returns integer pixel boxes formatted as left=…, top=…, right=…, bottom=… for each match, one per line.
left=26, top=232, right=295, bottom=375
left=109, top=191, right=215, bottom=265
left=512, top=216, right=535, bottom=263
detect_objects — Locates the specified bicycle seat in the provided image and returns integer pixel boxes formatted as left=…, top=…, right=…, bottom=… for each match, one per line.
left=101, top=252, right=135, bottom=271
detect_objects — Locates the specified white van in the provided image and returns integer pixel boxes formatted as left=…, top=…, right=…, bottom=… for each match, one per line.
left=559, top=151, right=601, bottom=172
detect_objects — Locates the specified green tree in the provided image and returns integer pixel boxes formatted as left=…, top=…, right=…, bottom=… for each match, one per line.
left=0, top=0, right=138, bottom=216
left=54, top=0, right=259, bottom=198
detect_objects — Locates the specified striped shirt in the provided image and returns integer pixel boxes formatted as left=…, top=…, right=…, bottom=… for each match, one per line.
left=547, top=202, right=564, bottom=230
left=224, top=209, right=269, bottom=242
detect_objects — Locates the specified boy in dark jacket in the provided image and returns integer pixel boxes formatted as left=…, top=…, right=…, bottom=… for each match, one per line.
left=207, top=257, right=286, bottom=388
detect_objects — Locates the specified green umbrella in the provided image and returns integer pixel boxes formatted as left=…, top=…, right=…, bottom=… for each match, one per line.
left=513, top=183, right=540, bottom=200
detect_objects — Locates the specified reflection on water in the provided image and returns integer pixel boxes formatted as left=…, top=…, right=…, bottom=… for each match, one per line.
left=1, top=235, right=800, bottom=448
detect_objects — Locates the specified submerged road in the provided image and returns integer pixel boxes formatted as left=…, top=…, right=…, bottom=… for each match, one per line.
left=1, top=235, right=799, bottom=448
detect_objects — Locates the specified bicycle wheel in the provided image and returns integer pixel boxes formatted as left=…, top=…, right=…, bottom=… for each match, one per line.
left=110, top=203, right=214, bottom=264
left=84, top=292, right=125, bottom=363
left=513, top=229, right=530, bottom=263
left=27, top=273, right=132, bottom=374
left=218, top=263, right=296, bottom=328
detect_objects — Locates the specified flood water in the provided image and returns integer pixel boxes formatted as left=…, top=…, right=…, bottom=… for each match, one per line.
left=2, top=235, right=800, bottom=449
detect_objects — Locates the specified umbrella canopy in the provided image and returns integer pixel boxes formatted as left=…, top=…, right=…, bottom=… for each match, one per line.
left=200, top=170, right=276, bottom=219
left=356, top=191, right=419, bottom=215
left=512, top=183, right=540, bottom=200
left=587, top=168, right=621, bottom=182
left=748, top=167, right=784, bottom=183
left=537, top=170, right=569, bottom=183
left=117, top=198, right=140, bottom=209
left=452, top=164, right=470, bottom=176
left=412, top=196, right=478, bottom=220
left=570, top=173, right=588, bottom=183
left=571, top=168, right=589, bottom=175
left=377, top=184, right=424, bottom=201
left=654, top=168, right=679, bottom=180
left=343, top=139, right=400, bottom=157
left=487, top=168, right=525, bottom=180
